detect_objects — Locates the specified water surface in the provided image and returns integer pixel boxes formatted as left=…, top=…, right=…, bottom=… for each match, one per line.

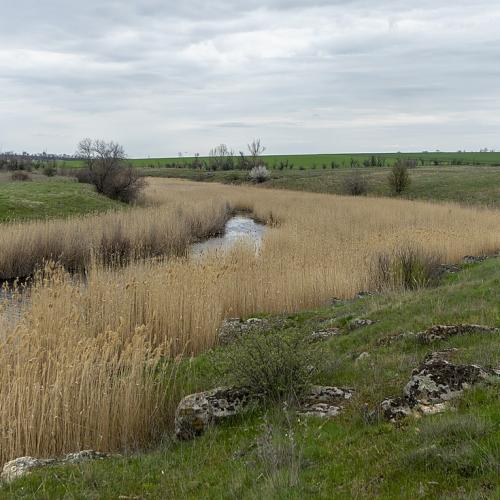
left=191, top=216, right=266, bottom=256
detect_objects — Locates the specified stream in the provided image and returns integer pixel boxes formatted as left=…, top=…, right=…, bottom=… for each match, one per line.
left=191, top=216, right=266, bottom=255
left=0, top=216, right=266, bottom=321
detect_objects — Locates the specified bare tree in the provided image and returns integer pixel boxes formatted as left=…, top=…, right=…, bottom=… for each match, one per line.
left=76, top=139, right=145, bottom=203
left=208, top=144, right=234, bottom=170
left=248, top=139, right=266, bottom=168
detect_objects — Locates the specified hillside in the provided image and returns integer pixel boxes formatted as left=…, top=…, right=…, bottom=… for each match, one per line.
left=2, top=256, right=499, bottom=498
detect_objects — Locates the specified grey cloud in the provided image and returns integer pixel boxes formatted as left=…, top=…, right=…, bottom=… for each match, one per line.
left=1, top=0, right=499, bottom=155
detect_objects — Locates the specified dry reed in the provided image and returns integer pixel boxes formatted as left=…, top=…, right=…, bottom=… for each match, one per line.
left=2, top=178, right=500, bottom=463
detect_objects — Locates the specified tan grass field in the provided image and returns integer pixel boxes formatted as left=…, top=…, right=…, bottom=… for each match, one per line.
left=1, top=178, right=500, bottom=464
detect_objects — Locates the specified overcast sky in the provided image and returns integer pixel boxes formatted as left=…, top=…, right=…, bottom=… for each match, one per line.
left=1, top=0, right=499, bottom=157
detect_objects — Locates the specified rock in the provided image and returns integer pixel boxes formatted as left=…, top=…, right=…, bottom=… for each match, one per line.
left=417, top=324, right=498, bottom=344
left=355, top=352, right=371, bottom=362
left=310, top=328, right=341, bottom=342
left=463, top=255, right=488, bottom=264
left=217, top=318, right=271, bottom=345
left=175, top=387, right=252, bottom=440
left=439, top=264, right=461, bottom=274
left=63, top=450, right=109, bottom=464
left=298, top=385, right=353, bottom=419
left=1, top=450, right=110, bottom=483
left=299, top=403, right=343, bottom=418
left=380, top=397, right=413, bottom=421
left=380, top=349, right=497, bottom=422
left=350, top=318, right=376, bottom=330
left=377, top=331, right=416, bottom=346
left=403, top=350, right=490, bottom=407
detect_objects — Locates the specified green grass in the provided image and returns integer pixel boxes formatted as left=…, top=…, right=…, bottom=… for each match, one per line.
left=60, top=151, right=500, bottom=170
left=3, top=258, right=499, bottom=499
left=0, top=176, right=123, bottom=222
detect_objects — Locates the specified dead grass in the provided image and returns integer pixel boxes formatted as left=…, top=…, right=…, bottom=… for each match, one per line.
left=0, top=192, right=230, bottom=279
left=1, top=178, right=500, bottom=464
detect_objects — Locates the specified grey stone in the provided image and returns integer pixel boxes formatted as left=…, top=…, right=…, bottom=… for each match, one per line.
left=175, top=387, right=252, bottom=440
left=217, top=318, right=271, bottom=345
left=417, top=324, right=498, bottom=344
left=355, top=352, right=371, bottom=362
left=439, top=264, right=461, bottom=274
left=350, top=318, right=376, bottom=330
left=310, top=328, right=341, bottom=342
left=1, top=450, right=110, bottom=483
left=380, top=349, right=497, bottom=422
left=298, top=385, right=353, bottom=419
left=463, top=255, right=488, bottom=264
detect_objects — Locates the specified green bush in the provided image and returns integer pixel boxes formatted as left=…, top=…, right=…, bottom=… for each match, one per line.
left=216, top=331, right=319, bottom=403
left=42, top=164, right=57, bottom=177
left=388, top=159, right=411, bottom=195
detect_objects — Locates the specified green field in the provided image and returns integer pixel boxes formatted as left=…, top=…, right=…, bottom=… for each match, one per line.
left=60, top=151, right=500, bottom=170
left=0, top=175, right=122, bottom=222
left=3, top=257, right=499, bottom=498
left=141, top=164, right=500, bottom=208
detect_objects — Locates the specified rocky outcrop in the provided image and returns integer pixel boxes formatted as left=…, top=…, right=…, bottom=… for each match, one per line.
left=376, top=331, right=416, bottom=346
left=175, top=385, right=354, bottom=439
left=417, top=324, right=498, bottom=344
left=217, top=318, right=271, bottom=345
left=298, top=385, right=353, bottom=418
left=350, top=318, right=376, bottom=330
left=310, top=327, right=341, bottom=342
left=1, top=450, right=110, bottom=483
left=439, top=263, right=461, bottom=274
left=463, top=255, right=488, bottom=264
left=175, top=387, right=252, bottom=440
left=381, top=350, right=497, bottom=421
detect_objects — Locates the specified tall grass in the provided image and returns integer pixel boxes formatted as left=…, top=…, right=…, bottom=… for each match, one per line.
left=1, top=178, right=500, bottom=464
left=0, top=197, right=230, bottom=279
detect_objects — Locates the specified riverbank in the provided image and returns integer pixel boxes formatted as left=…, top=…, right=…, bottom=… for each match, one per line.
left=2, top=256, right=499, bottom=498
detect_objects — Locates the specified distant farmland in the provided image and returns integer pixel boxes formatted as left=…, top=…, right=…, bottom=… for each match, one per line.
left=60, top=151, right=500, bottom=170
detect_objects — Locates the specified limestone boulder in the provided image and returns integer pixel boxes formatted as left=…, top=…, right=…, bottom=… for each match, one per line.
left=175, top=387, right=252, bottom=440
left=1, top=450, right=110, bottom=483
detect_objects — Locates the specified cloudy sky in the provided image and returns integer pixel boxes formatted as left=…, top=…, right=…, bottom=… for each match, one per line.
left=1, top=0, right=499, bottom=157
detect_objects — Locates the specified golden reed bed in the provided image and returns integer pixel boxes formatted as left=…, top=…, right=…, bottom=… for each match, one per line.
left=1, top=178, right=500, bottom=463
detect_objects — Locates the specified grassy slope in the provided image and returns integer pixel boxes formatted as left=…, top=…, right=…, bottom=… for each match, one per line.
left=0, top=176, right=122, bottom=222
left=3, top=259, right=499, bottom=499
left=143, top=165, right=500, bottom=208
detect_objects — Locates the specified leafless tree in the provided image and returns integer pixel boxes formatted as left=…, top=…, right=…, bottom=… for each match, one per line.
left=76, top=138, right=145, bottom=203
left=247, top=139, right=266, bottom=168
left=208, top=144, right=234, bottom=170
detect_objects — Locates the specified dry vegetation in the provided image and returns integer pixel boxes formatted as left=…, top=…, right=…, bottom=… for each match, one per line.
left=0, top=194, right=230, bottom=280
left=2, top=178, right=500, bottom=464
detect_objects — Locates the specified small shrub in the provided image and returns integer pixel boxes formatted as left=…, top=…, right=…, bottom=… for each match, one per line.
left=371, top=245, right=442, bottom=291
left=388, top=160, right=411, bottom=195
left=74, top=168, right=93, bottom=184
left=249, top=166, right=270, bottom=183
left=343, top=170, right=368, bottom=196
left=42, top=164, right=57, bottom=177
left=10, top=171, right=32, bottom=182
left=254, top=411, right=304, bottom=492
left=217, top=331, right=319, bottom=403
